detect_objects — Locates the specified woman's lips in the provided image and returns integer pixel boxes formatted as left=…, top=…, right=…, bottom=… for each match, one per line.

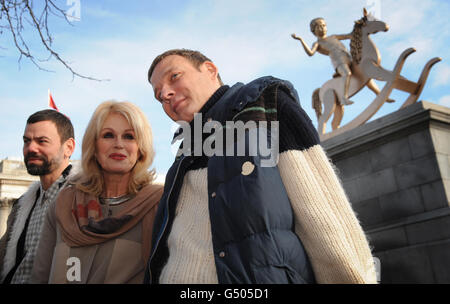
left=109, top=153, right=126, bottom=160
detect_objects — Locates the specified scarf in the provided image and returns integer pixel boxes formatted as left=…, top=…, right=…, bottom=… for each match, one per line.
left=55, top=183, right=163, bottom=265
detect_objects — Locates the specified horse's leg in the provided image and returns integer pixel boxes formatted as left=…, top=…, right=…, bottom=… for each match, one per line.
left=366, top=79, right=395, bottom=103
left=332, top=104, right=344, bottom=130
left=318, top=89, right=336, bottom=134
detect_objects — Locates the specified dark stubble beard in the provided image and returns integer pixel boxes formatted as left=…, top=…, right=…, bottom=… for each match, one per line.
left=24, top=151, right=63, bottom=176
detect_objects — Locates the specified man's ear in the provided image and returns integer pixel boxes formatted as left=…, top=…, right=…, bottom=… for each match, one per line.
left=64, top=138, right=75, bottom=159
left=203, top=61, right=219, bottom=82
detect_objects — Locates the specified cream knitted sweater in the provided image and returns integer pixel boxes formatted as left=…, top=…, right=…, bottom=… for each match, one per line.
left=159, top=169, right=218, bottom=283
left=159, top=146, right=377, bottom=284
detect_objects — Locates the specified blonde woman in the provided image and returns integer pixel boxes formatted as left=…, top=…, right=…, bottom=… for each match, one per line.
left=31, top=101, right=163, bottom=283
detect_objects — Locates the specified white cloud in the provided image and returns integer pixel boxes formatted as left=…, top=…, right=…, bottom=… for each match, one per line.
left=375, top=0, right=446, bottom=66
left=438, top=95, right=450, bottom=107
left=381, top=0, right=430, bottom=35
left=83, top=5, right=119, bottom=19
left=433, top=64, right=450, bottom=87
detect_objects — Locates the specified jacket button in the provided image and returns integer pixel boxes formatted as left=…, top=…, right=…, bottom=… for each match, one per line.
left=241, top=161, right=255, bottom=176
left=211, top=192, right=216, bottom=198
left=219, top=251, right=225, bottom=258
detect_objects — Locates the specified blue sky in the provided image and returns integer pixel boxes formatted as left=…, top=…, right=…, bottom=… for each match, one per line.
left=1, top=0, right=449, bottom=175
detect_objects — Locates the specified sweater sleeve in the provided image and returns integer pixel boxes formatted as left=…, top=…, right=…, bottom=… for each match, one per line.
left=276, top=88, right=377, bottom=283
left=30, top=199, right=57, bottom=284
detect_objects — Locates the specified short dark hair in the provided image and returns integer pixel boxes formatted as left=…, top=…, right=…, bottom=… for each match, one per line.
left=147, top=48, right=223, bottom=85
left=26, top=109, right=74, bottom=143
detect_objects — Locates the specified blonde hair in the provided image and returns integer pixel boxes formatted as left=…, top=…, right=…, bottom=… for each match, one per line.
left=75, top=101, right=156, bottom=196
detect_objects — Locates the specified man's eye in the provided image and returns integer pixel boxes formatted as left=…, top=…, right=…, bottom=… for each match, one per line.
left=171, top=73, right=180, bottom=80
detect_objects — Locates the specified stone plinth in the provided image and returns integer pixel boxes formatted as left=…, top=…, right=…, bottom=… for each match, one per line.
left=322, top=101, right=450, bottom=283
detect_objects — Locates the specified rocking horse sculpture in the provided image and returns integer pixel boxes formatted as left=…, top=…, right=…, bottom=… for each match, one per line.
left=292, top=8, right=441, bottom=141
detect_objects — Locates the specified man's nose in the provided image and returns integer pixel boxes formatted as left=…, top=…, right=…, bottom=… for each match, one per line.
left=26, top=141, right=39, bottom=153
left=161, top=85, right=175, bottom=103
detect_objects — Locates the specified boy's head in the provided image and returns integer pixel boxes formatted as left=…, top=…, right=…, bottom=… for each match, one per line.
left=310, top=18, right=327, bottom=37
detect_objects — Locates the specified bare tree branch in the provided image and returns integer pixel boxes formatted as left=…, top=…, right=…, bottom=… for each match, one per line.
left=0, top=0, right=108, bottom=81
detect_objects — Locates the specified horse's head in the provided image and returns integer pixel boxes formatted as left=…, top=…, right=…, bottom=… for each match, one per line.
left=350, top=8, right=388, bottom=65
left=356, top=7, right=389, bottom=34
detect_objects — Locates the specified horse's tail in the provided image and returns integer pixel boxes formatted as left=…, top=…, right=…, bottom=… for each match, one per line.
left=312, top=88, right=322, bottom=120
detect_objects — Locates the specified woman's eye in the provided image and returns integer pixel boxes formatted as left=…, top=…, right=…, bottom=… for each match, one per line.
left=124, top=133, right=135, bottom=140
left=103, top=132, right=114, bottom=138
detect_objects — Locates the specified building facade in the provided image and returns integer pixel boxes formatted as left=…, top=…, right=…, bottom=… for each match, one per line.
left=0, top=158, right=39, bottom=237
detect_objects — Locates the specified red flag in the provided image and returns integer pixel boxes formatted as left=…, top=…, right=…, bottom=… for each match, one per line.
left=48, top=89, right=59, bottom=111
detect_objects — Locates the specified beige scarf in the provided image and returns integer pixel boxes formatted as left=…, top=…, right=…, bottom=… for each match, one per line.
left=55, top=183, right=163, bottom=265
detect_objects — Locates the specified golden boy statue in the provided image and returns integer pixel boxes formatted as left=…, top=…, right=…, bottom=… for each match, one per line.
left=292, top=18, right=354, bottom=105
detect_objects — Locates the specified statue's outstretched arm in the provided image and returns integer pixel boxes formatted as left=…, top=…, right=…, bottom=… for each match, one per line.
left=334, top=33, right=353, bottom=40
left=291, top=33, right=318, bottom=56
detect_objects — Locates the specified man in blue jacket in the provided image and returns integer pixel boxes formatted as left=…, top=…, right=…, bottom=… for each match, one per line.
left=145, top=48, right=377, bottom=284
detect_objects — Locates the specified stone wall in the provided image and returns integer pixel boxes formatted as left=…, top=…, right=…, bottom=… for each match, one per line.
left=322, top=101, right=450, bottom=283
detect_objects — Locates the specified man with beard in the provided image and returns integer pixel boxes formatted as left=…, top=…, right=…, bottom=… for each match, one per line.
left=0, top=110, right=75, bottom=284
